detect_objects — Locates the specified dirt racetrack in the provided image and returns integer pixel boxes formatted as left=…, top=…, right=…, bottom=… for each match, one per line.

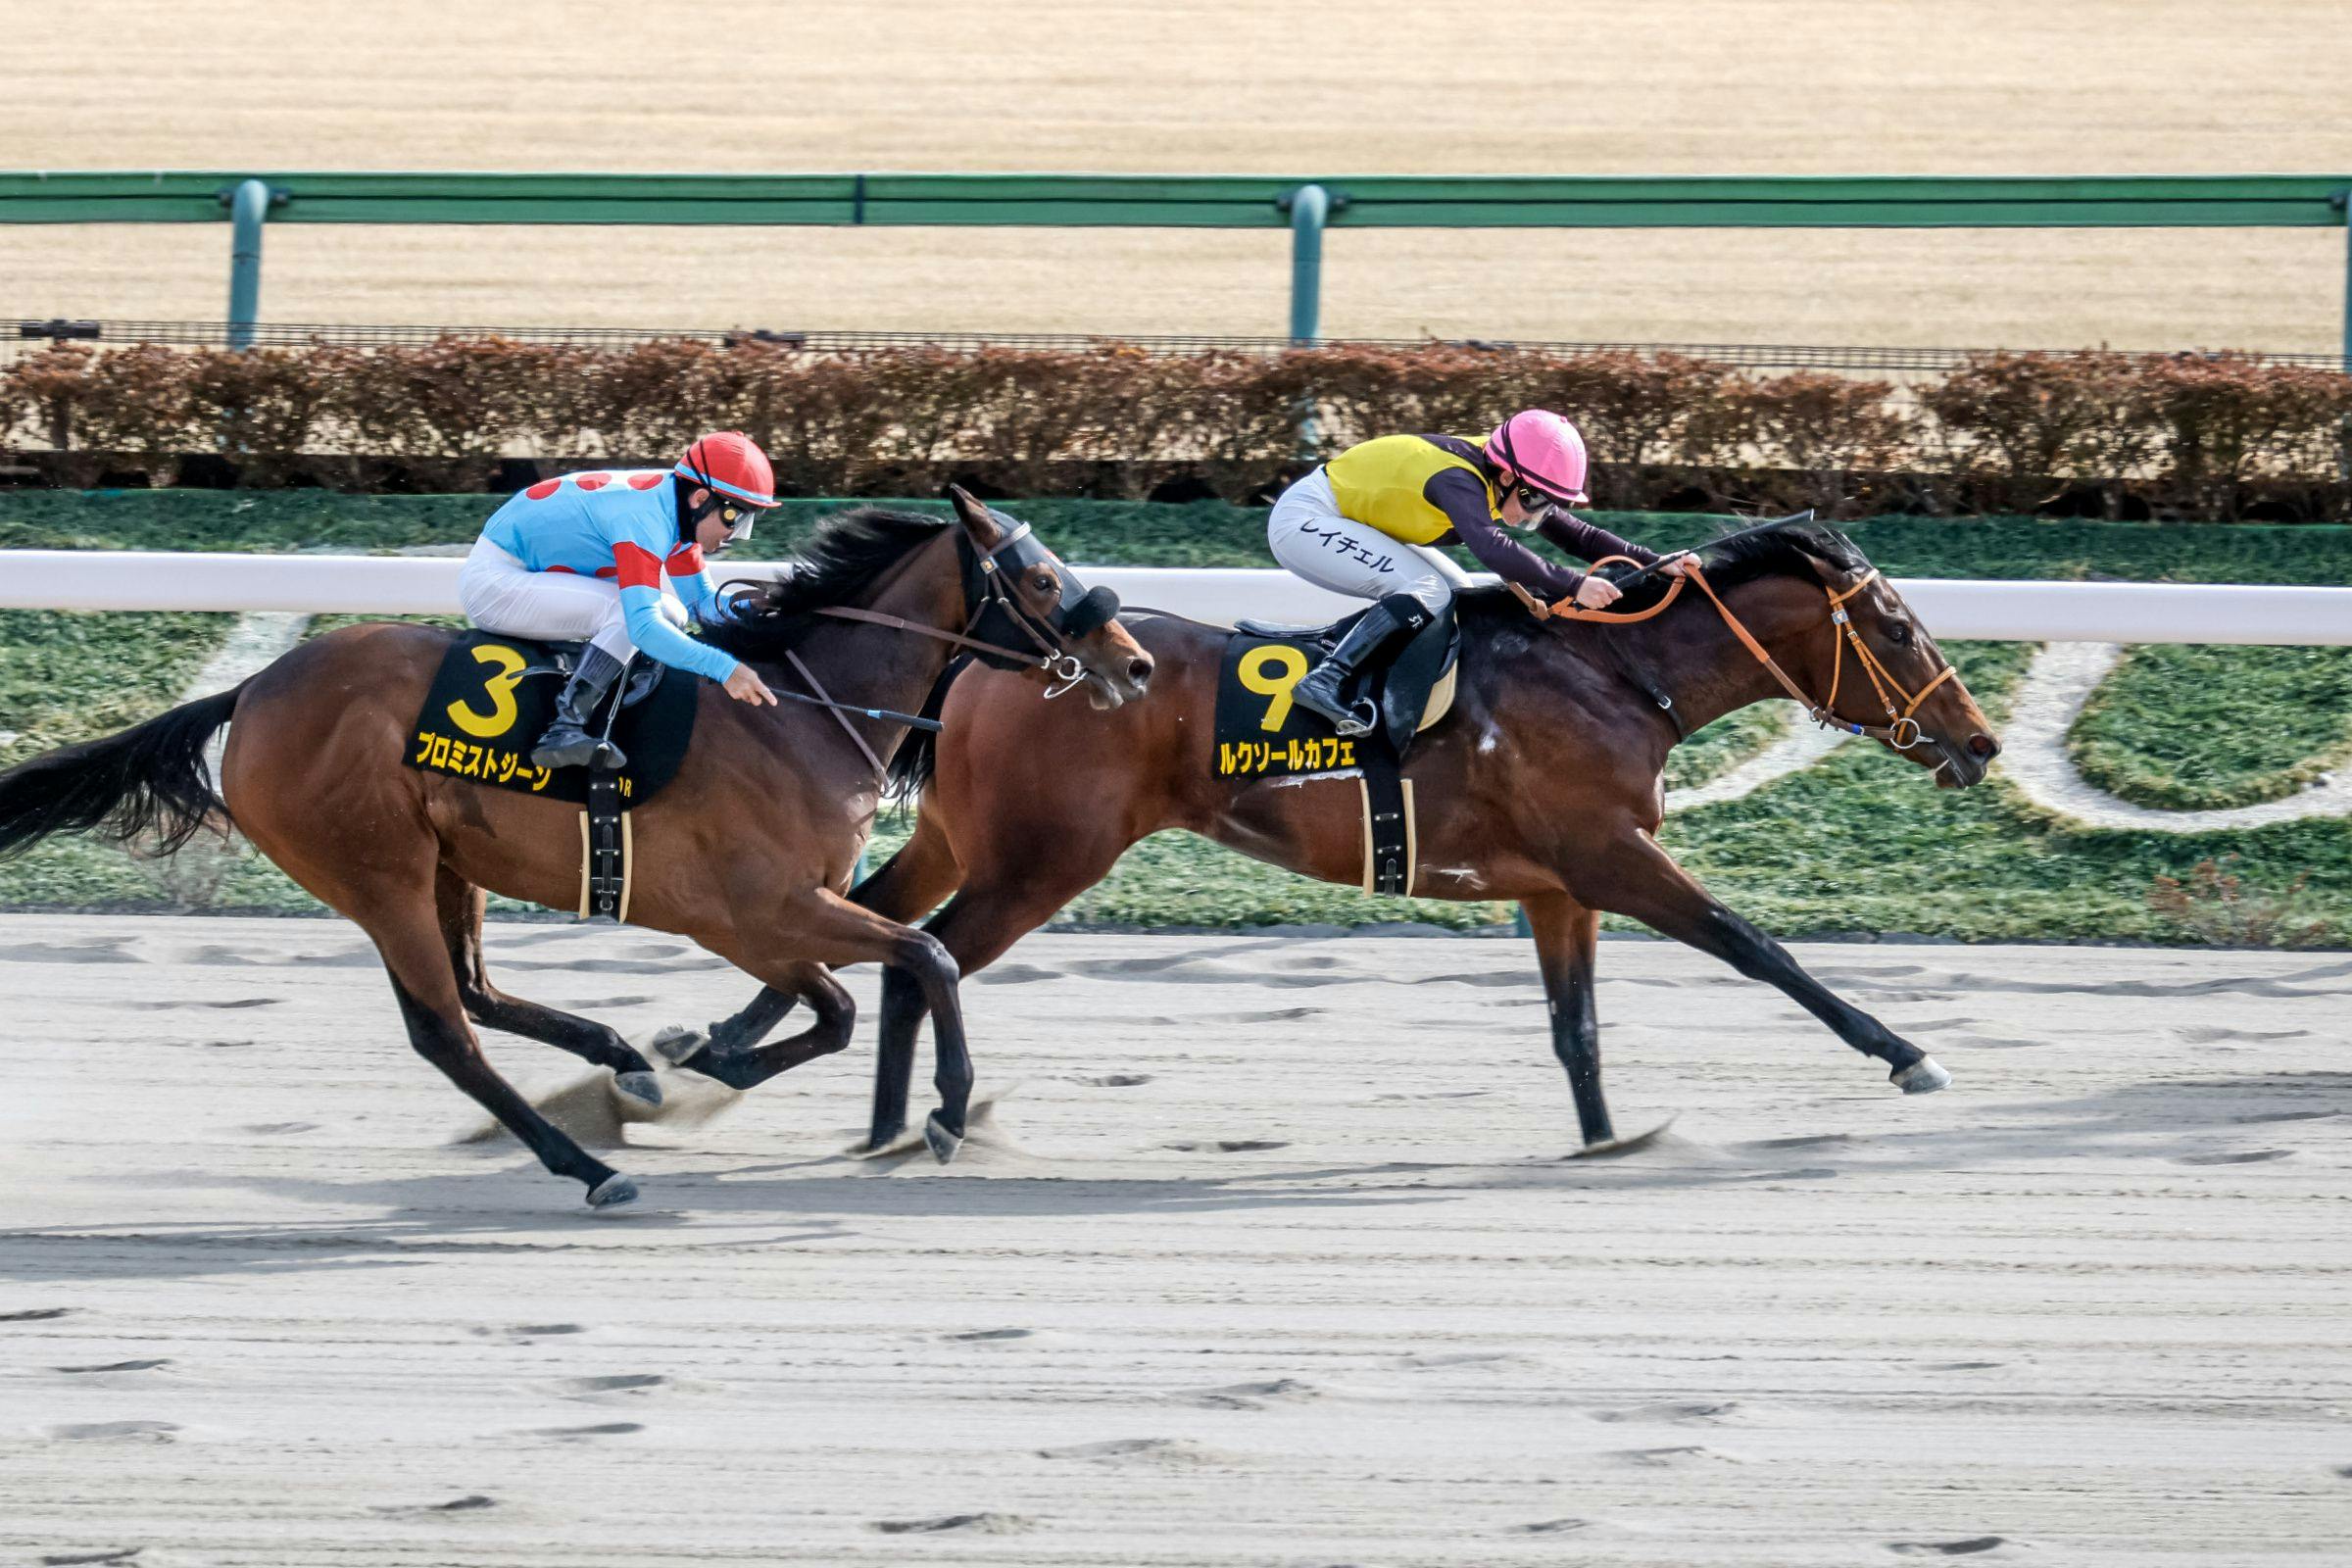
left=8, top=0, right=2352, bottom=349
left=3, top=912, right=2347, bottom=1564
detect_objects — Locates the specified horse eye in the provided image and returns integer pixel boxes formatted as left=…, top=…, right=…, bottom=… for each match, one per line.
left=1888, top=621, right=1913, bottom=647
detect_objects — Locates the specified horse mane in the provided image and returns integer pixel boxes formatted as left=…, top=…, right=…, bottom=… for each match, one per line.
left=705, top=507, right=952, bottom=662
left=1456, top=518, right=1869, bottom=625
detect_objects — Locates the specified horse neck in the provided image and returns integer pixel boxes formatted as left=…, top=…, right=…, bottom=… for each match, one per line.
left=795, top=529, right=968, bottom=712
left=1630, top=573, right=1838, bottom=735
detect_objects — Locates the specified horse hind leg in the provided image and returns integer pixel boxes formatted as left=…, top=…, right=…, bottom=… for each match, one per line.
left=370, top=883, right=635, bottom=1206
left=433, top=867, right=662, bottom=1106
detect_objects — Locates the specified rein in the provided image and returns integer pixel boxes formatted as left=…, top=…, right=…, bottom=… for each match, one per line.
left=1680, top=566, right=1952, bottom=749
left=1526, top=558, right=1955, bottom=750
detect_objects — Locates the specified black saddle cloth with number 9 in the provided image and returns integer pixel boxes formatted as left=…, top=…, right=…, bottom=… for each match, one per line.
left=1211, top=604, right=1458, bottom=779
left=403, top=631, right=700, bottom=808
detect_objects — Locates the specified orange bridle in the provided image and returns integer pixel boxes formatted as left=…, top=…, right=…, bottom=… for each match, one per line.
left=1521, top=561, right=1956, bottom=750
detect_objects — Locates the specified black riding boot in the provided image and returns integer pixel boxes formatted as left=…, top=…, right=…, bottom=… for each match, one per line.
left=1289, top=597, right=1425, bottom=738
left=531, top=646, right=632, bottom=770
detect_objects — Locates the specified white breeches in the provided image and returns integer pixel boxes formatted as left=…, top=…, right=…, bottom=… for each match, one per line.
left=1266, top=466, right=1469, bottom=612
left=457, top=537, right=686, bottom=660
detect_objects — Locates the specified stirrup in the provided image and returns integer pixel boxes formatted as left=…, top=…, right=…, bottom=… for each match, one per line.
left=1293, top=685, right=1378, bottom=739
left=531, top=726, right=627, bottom=771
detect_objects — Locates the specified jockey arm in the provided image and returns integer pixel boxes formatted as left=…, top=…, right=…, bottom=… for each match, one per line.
left=1536, top=513, right=1660, bottom=574
left=611, top=542, right=741, bottom=683
left=1424, top=469, right=1584, bottom=598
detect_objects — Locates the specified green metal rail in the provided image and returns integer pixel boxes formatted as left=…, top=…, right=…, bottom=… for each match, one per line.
left=6, top=171, right=2350, bottom=351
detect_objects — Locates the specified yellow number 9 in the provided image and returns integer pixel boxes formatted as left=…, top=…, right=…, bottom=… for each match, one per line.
left=1238, top=644, right=1310, bottom=733
left=447, top=644, right=528, bottom=739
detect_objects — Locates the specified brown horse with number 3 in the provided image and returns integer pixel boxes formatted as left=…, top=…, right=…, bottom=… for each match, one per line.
left=687, top=521, right=2002, bottom=1156
left=0, top=489, right=1152, bottom=1205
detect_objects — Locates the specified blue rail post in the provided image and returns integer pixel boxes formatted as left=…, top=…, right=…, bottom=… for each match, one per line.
left=225, top=178, right=271, bottom=351
left=1284, top=182, right=1329, bottom=343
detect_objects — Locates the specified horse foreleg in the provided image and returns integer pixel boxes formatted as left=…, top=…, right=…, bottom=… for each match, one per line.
left=1578, top=831, right=1947, bottom=1093
left=1520, top=892, right=1614, bottom=1146
left=672, top=964, right=856, bottom=1092
left=434, top=868, right=662, bottom=1105
left=864, top=866, right=1110, bottom=1152
left=715, top=888, right=970, bottom=1160
left=665, top=811, right=965, bottom=1070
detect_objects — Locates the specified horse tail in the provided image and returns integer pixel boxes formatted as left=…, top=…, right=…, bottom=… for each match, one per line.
left=0, top=684, right=244, bottom=861
left=884, top=654, right=969, bottom=804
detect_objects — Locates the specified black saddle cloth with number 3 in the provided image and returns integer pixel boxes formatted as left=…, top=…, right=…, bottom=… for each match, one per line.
left=403, top=631, right=699, bottom=807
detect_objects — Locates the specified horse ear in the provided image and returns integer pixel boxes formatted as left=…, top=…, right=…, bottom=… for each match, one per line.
left=945, top=484, right=1004, bottom=548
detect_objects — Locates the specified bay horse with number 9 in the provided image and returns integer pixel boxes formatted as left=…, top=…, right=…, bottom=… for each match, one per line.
left=0, top=488, right=1152, bottom=1206
left=686, top=520, right=2002, bottom=1156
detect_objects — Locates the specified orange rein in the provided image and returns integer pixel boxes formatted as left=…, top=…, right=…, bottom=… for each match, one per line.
left=1523, top=557, right=1953, bottom=750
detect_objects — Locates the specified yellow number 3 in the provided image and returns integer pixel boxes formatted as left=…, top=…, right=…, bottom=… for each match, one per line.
left=447, top=644, right=528, bottom=739
left=1238, top=644, right=1310, bottom=733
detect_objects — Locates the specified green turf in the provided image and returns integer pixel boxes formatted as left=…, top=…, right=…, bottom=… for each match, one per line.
left=1662, top=705, right=1788, bottom=793
left=2067, top=644, right=2352, bottom=810
left=2, top=491, right=2347, bottom=942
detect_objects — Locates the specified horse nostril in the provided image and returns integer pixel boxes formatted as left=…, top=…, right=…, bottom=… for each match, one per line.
left=1968, top=733, right=2000, bottom=760
left=1127, top=656, right=1154, bottom=687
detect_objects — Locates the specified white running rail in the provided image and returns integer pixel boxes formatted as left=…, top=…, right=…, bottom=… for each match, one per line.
left=2, top=552, right=2349, bottom=645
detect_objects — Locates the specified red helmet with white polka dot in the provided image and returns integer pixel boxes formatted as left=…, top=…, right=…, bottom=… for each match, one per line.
left=674, top=431, right=779, bottom=510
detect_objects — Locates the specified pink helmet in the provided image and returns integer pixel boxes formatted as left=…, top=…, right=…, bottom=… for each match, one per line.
left=1486, top=409, right=1591, bottom=506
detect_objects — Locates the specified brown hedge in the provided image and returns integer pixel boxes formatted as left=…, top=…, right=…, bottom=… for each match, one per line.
left=4, top=338, right=2347, bottom=518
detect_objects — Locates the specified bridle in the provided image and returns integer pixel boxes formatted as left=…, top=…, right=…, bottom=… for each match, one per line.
left=1685, top=565, right=1954, bottom=750
left=1521, top=558, right=1955, bottom=750
left=808, top=515, right=1121, bottom=700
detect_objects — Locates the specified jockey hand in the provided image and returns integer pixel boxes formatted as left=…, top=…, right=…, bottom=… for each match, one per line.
left=724, top=664, right=778, bottom=706
left=1658, top=553, right=1696, bottom=579
left=1572, top=575, right=1624, bottom=611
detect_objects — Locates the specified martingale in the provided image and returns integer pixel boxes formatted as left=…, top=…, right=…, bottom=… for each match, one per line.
left=404, top=633, right=699, bottom=808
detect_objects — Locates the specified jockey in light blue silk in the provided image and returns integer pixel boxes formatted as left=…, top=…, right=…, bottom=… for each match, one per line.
left=458, top=431, right=783, bottom=769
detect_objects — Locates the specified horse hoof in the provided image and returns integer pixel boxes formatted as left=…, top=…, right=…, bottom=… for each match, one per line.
left=1891, top=1057, right=1952, bottom=1095
left=649, top=1025, right=709, bottom=1065
left=924, top=1112, right=964, bottom=1165
left=613, top=1071, right=662, bottom=1107
left=586, top=1173, right=640, bottom=1208
left=1564, top=1117, right=1677, bottom=1159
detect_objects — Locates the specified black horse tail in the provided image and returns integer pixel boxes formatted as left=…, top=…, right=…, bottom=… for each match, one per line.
left=884, top=654, right=970, bottom=804
left=0, top=684, right=243, bottom=860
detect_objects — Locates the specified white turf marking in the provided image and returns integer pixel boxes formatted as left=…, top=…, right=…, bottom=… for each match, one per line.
left=1661, top=642, right=2352, bottom=832
left=1997, top=642, right=2352, bottom=832
left=182, top=612, right=312, bottom=786
left=1665, top=722, right=1851, bottom=812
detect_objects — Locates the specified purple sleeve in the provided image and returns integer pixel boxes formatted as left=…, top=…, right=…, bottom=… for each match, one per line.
left=1537, top=513, right=1660, bottom=569
left=1423, top=470, right=1581, bottom=598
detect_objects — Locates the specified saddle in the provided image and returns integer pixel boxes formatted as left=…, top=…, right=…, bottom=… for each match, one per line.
left=403, top=631, right=697, bottom=809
